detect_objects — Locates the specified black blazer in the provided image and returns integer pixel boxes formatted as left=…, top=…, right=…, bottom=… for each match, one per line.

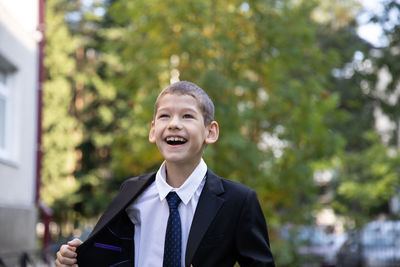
left=77, top=170, right=275, bottom=267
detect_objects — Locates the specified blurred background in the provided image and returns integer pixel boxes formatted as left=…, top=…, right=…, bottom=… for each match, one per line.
left=1, top=0, right=400, bottom=266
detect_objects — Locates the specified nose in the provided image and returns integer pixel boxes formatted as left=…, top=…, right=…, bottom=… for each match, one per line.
left=168, top=115, right=182, bottom=130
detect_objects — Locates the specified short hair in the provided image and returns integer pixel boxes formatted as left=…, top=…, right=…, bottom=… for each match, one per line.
left=154, top=81, right=215, bottom=125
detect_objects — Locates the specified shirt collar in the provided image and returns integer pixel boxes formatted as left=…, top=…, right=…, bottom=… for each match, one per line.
left=155, top=158, right=207, bottom=205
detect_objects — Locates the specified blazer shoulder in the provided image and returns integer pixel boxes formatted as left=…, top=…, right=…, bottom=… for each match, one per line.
left=220, top=176, right=253, bottom=191
left=207, top=169, right=255, bottom=198
left=120, top=171, right=156, bottom=189
left=81, top=171, right=156, bottom=244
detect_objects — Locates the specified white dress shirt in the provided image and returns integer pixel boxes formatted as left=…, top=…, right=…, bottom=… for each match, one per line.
left=125, top=159, right=207, bottom=267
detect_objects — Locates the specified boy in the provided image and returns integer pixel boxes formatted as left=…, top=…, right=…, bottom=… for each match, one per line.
left=55, top=81, right=275, bottom=267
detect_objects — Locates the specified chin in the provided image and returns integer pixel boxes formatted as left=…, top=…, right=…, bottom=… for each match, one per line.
left=164, top=157, right=186, bottom=164
left=164, top=156, right=199, bottom=166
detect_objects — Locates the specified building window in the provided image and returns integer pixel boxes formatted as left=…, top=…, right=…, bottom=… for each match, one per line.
left=0, top=69, right=9, bottom=152
left=0, top=94, right=5, bottom=149
left=0, top=60, right=17, bottom=163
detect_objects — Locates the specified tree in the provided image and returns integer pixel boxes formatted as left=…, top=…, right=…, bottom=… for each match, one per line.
left=42, top=0, right=81, bottom=224
left=322, top=0, right=400, bottom=228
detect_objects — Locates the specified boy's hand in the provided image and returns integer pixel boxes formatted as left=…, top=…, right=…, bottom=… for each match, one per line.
left=55, top=238, right=83, bottom=267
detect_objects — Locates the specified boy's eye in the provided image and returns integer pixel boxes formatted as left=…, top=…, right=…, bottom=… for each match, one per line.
left=183, top=114, right=194, bottom=119
left=158, top=114, right=169, bottom=119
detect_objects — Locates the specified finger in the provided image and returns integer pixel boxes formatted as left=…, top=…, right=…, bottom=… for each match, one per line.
left=68, top=238, right=83, bottom=247
left=60, top=245, right=77, bottom=258
left=57, top=249, right=78, bottom=264
left=57, top=254, right=77, bottom=265
left=55, top=257, right=77, bottom=267
left=60, top=247, right=78, bottom=258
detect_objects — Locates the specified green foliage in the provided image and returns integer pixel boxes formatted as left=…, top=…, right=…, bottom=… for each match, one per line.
left=333, top=133, right=400, bottom=227
left=42, top=0, right=80, bottom=220
left=325, top=0, right=400, bottom=228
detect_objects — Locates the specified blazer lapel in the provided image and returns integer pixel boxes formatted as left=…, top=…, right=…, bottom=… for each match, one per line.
left=87, top=172, right=156, bottom=241
left=185, top=170, right=225, bottom=267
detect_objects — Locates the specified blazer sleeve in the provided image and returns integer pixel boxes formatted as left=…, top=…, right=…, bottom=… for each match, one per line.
left=235, top=189, right=275, bottom=267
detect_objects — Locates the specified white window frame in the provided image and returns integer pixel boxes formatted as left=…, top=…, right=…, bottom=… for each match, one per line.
left=0, top=61, right=18, bottom=164
left=0, top=70, right=8, bottom=151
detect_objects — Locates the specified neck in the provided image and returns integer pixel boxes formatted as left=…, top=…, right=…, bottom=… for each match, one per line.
left=165, top=160, right=201, bottom=188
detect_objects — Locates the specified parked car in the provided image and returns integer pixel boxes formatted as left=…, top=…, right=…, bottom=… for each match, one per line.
left=297, top=227, right=347, bottom=266
left=281, top=225, right=347, bottom=266
left=337, top=220, right=400, bottom=267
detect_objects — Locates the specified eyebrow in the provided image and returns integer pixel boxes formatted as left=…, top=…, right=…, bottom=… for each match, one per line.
left=157, top=107, right=199, bottom=113
left=181, top=107, right=199, bottom=113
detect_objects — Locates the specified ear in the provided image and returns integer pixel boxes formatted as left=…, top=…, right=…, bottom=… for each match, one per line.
left=149, top=121, right=156, bottom=143
left=205, top=121, right=219, bottom=144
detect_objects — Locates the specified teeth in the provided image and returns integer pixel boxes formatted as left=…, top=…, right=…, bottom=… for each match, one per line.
left=166, top=137, right=186, bottom=142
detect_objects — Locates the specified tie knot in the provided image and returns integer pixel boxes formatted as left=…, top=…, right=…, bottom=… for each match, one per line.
left=166, top=192, right=181, bottom=210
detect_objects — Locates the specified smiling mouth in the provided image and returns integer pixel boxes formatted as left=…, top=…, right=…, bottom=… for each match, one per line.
left=165, top=136, right=187, bottom=145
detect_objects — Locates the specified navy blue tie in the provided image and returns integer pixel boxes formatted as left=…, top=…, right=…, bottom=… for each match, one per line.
left=163, top=192, right=182, bottom=267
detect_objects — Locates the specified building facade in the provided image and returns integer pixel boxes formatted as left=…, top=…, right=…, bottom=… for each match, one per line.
left=0, top=0, right=40, bottom=259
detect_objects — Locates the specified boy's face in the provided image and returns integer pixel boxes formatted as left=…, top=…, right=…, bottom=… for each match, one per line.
left=149, top=93, right=219, bottom=168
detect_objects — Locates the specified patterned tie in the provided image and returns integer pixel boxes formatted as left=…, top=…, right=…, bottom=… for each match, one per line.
left=163, top=192, right=182, bottom=267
